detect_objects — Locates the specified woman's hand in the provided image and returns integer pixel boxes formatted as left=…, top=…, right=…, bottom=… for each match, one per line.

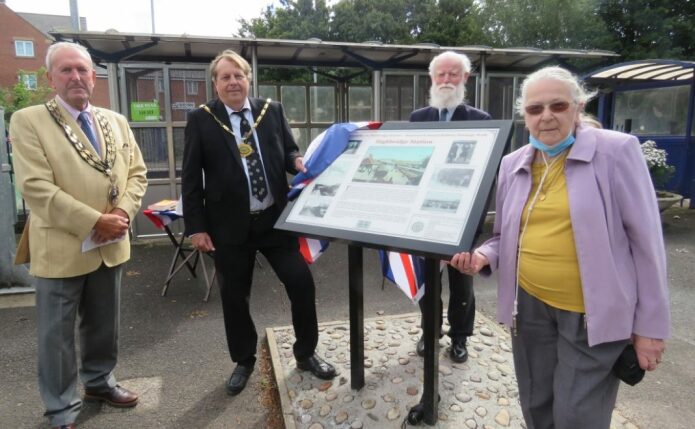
left=449, top=251, right=489, bottom=276
left=294, top=156, right=307, bottom=173
left=632, top=334, right=666, bottom=371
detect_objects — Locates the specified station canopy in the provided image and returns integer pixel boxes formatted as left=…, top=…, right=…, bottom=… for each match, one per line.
left=585, top=59, right=695, bottom=83
left=52, top=31, right=618, bottom=72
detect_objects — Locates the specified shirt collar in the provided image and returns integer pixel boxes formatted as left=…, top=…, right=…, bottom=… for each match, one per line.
left=55, top=95, right=92, bottom=123
left=224, top=98, right=251, bottom=117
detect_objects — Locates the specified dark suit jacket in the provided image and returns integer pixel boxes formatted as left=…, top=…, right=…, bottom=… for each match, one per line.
left=182, top=97, right=300, bottom=245
left=409, top=104, right=491, bottom=122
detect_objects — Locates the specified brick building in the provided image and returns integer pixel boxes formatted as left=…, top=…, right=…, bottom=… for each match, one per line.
left=0, top=0, right=109, bottom=108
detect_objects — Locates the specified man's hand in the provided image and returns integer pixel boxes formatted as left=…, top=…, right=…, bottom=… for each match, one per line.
left=449, top=251, right=489, bottom=275
left=110, top=207, right=130, bottom=221
left=191, top=232, right=215, bottom=253
left=294, top=157, right=307, bottom=174
left=93, top=213, right=129, bottom=243
left=633, top=334, right=666, bottom=371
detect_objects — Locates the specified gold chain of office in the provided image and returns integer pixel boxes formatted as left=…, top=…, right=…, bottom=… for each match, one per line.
left=201, top=98, right=271, bottom=158
left=45, top=99, right=120, bottom=205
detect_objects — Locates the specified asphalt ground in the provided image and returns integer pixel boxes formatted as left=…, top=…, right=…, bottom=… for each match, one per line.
left=1, top=204, right=693, bottom=428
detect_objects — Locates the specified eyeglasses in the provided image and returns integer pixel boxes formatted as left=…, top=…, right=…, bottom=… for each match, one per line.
left=524, top=101, right=572, bottom=116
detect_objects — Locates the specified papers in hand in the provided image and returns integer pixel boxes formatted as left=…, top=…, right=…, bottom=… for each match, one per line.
left=82, top=230, right=126, bottom=253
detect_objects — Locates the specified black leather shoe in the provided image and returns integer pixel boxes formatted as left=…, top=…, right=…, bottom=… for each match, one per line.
left=226, top=364, right=253, bottom=396
left=296, top=354, right=336, bottom=380
left=450, top=337, right=469, bottom=363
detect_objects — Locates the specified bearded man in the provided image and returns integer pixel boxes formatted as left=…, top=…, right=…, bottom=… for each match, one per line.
left=409, top=51, right=491, bottom=363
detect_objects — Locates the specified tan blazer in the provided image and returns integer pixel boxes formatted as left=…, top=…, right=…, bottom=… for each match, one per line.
left=9, top=100, right=148, bottom=278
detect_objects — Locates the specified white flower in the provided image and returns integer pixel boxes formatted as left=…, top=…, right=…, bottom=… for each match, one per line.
left=641, top=140, right=669, bottom=169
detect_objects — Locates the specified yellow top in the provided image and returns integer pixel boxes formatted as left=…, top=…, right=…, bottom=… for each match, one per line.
left=518, top=152, right=585, bottom=313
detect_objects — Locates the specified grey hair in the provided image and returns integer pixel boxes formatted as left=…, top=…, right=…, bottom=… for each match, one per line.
left=46, top=42, right=93, bottom=71
left=515, top=66, right=597, bottom=116
left=210, top=49, right=252, bottom=82
left=429, top=51, right=472, bottom=76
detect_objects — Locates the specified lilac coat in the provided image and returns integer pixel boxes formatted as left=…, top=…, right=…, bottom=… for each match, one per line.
left=477, top=125, right=671, bottom=346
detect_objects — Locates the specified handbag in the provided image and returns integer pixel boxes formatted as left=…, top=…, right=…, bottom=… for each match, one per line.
left=613, top=344, right=645, bottom=386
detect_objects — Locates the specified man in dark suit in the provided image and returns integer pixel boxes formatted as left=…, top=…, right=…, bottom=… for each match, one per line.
left=410, top=51, right=491, bottom=363
left=182, top=50, right=335, bottom=396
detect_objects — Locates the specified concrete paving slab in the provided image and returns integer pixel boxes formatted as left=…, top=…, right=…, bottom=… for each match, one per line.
left=268, top=312, right=637, bottom=429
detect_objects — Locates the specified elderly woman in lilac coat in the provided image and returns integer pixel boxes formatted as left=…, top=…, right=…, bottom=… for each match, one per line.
left=450, top=66, right=670, bottom=429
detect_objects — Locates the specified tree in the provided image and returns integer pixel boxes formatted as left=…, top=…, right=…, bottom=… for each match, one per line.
left=476, top=0, right=613, bottom=50
left=0, top=68, right=53, bottom=127
left=330, top=0, right=419, bottom=44
left=412, top=0, right=485, bottom=46
left=597, top=0, right=695, bottom=60
left=238, top=0, right=330, bottom=40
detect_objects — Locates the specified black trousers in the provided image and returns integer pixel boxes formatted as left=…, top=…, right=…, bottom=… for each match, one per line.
left=213, top=207, right=318, bottom=367
left=419, top=265, right=475, bottom=339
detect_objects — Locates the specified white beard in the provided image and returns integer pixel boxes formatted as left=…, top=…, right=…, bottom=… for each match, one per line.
left=429, top=82, right=466, bottom=110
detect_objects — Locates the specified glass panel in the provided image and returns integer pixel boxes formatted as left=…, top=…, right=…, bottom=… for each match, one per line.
left=173, top=127, right=185, bottom=177
left=310, top=127, right=329, bottom=144
left=465, top=78, right=477, bottom=107
left=170, top=69, right=207, bottom=122
left=512, top=122, right=528, bottom=152
left=416, top=75, right=431, bottom=109
left=258, top=85, right=278, bottom=100
left=348, top=86, right=373, bottom=121
left=487, top=77, right=515, bottom=120
left=384, top=75, right=414, bottom=121
left=292, top=127, right=308, bottom=152
left=281, top=86, right=306, bottom=123
left=613, top=86, right=689, bottom=135
left=310, top=86, right=335, bottom=123
left=400, top=86, right=414, bottom=120
left=132, top=128, right=168, bottom=179
left=124, top=68, right=165, bottom=122
left=15, top=40, right=34, bottom=57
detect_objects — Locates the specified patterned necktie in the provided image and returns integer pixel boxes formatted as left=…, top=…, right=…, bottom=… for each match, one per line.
left=440, top=108, right=448, bottom=122
left=78, top=111, right=100, bottom=156
left=233, top=110, right=268, bottom=201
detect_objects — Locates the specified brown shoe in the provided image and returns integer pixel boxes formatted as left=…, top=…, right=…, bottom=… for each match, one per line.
left=51, top=424, right=77, bottom=429
left=84, top=385, right=138, bottom=408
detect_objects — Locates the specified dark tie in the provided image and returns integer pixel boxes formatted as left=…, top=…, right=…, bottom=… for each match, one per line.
left=78, top=111, right=100, bottom=156
left=233, top=110, right=268, bottom=201
left=440, top=108, right=448, bottom=122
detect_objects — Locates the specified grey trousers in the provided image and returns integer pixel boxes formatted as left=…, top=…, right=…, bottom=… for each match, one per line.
left=36, top=264, right=121, bottom=426
left=512, top=287, right=628, bottom=429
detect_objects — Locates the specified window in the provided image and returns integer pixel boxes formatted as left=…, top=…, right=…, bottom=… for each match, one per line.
left=20, top=73, right=37, bottom=90
left=613, top=86, right=690, bottom=136
left=15, top=40, right=34, bottom=57
left=185, top=80, right=198, bottom=95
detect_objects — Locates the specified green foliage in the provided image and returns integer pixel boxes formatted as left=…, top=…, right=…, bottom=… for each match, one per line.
left=238, top=0, right=330, bottom=40
left=641, top=139, right=676, bottom=189
left=234, top=0, right=694, bottom=64
left=596, top=0, right=695, bottom=60
left=476, top=0, right=613, bottom=50
left=0, top=68, right=52, bottom=126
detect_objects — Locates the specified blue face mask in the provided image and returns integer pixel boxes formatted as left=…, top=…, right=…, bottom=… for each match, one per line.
left=529, top=131, right=575, bottom=157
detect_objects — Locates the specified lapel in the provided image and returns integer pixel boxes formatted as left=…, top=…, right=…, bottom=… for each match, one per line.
left=210, top=99, right=243, bottom=167
left=426, top=107, right=440, bottom=121
left=248, top=97, right=270, bottom=169
left=450, top=104, right=469, bottom=121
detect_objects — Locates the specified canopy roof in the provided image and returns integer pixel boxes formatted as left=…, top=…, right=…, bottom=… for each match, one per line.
left=585, top=59, right=695, bottom=83
left=52, top=31, right=617, bottom=72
